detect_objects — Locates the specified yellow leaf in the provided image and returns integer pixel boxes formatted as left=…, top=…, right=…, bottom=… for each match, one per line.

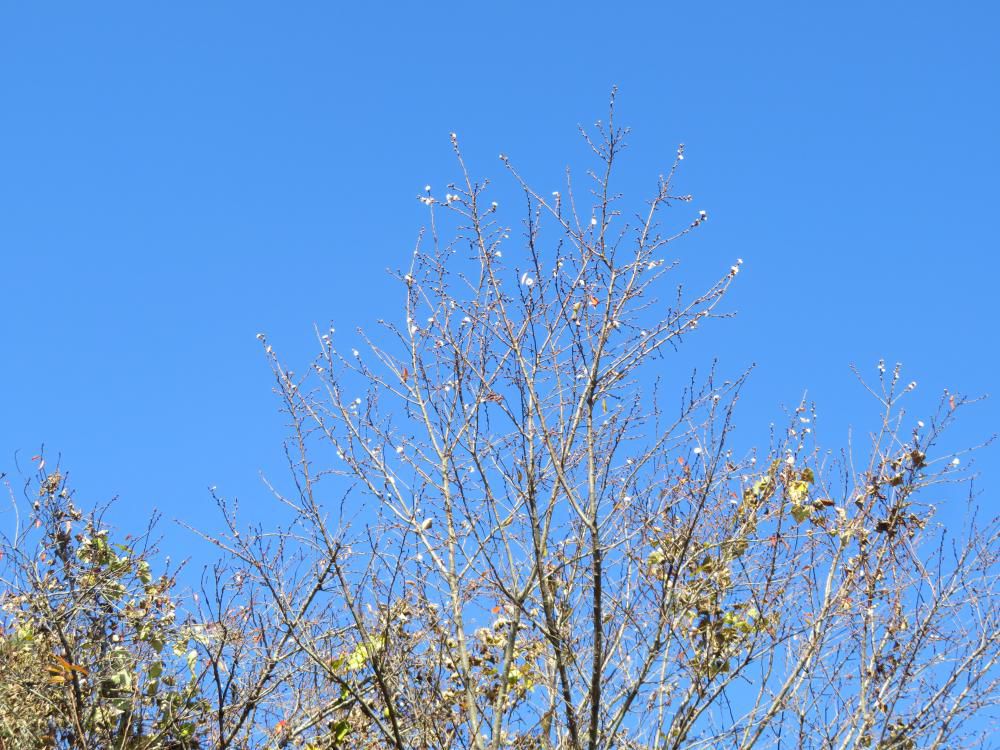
left=788, top=480, right=809, bottom=504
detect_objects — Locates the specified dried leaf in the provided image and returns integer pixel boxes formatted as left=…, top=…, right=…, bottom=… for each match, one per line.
left=55, top=655, right=89, bottom=676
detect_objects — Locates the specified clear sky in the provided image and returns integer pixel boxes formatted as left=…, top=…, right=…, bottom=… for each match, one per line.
left=1, top=3, right=996, bottom=553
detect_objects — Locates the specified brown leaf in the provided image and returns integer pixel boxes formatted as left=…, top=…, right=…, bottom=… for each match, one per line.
left=55, top=655, right=88, bottom=676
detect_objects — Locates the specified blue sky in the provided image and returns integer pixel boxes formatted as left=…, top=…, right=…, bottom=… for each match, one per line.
left=1, top=2, right=996, bottom=552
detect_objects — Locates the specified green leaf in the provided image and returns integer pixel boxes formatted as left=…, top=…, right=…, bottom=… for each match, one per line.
left=112, top=668, right=132, bottom=691
left=791, top=504, right=812, bottom=523
left=332, top=719, right=351, bottom=742
left=345, top=636, right=385, bottom=671
left=752, top=475, right=775, bottom=499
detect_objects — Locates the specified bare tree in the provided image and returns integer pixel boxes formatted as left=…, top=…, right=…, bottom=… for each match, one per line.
left=200, top=92, right=997, bottom=750
left=10, top=94, right=992, bottom=750
left=215, top=92, right=998, bottom=750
